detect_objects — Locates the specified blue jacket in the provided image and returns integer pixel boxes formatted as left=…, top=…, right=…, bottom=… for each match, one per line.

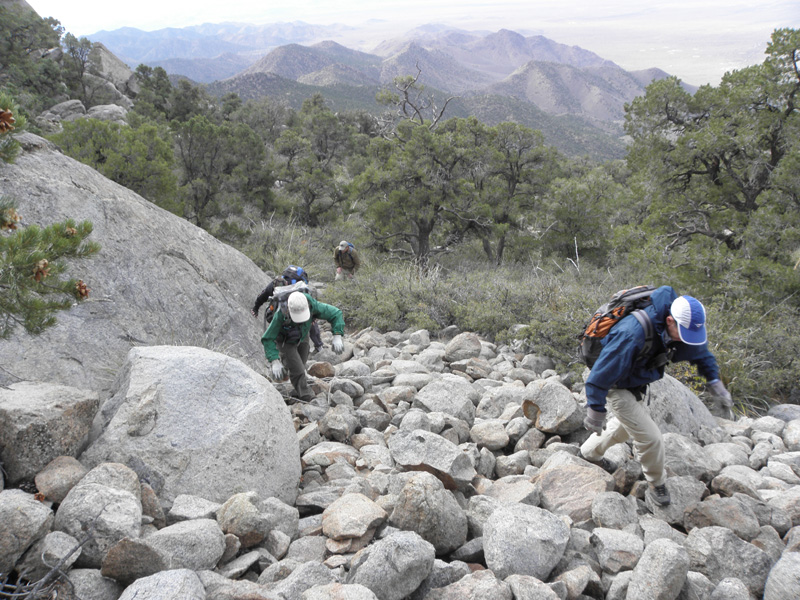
left=585, top=286, right=720, bottom=412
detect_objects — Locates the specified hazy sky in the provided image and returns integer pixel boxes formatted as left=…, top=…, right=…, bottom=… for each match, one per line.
left=26, top=0, right=799, bottom=85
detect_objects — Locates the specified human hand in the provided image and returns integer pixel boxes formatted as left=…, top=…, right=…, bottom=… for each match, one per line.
left=336, top=267, right=342, bottom=274
left=270, top=360, right=285, bottom=381
left=251, top=308, right=258, bottom=318
left=332, top=335, right=344, bottom=354
left=708, top=380, right=733, bottom=407
left=583, top=407, right=607, bottom=435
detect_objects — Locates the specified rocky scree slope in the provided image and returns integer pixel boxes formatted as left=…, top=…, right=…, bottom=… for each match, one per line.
left=1, top=134, right=800, bottom=599
left=1, top=328, right=800, bottom=599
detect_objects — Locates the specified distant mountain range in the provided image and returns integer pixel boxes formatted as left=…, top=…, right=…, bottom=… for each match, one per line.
left=88, top=21, right=695, bottom=160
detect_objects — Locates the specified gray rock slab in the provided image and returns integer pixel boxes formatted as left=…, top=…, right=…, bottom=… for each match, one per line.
left=323, top=493, right=388, bottom=540
left=768, top=404, right=800, bottom=422
left=34, top=456, right=88, bottom=504
left=0, top=136, right=268, bottom=393
left=535, top=453, right=615, bottom=522
left=684, top=525, right=772, bottom=595
left=117, top=568, right=205, bottom=600
left=483, top=502, right=569, bottom=581
left=0, top=382, right=99, bottom=484
left=504, top=574, right=561, bottom=600
left=591, top=491, right=638, bottom=529
left=663, top=433, right=722, bottom=482
left=387, top=429, right=476, bottom=491
left=66, top=568, right=125, bottom=600
left=424, top=569, right=512, bottom=600
left=412, top=376, right=479, bottom=426
left=81, top=346, right=301, bottom=505
left=303, top=582, right=379, bottom=600
left=522, top=380, right=583, bottom=435
left=53, top=463, right=142, bottom=568
left=590, top=527, right=644, bottom=574
left=144, top=519, right=226, bottom=570
left=388, top=472, right=468, bottom=555
left=167, top=494, right=221, bottom=523
left=647, top=375, right=720, bottom=437
left=0, top=491, right=56, bottom=573
left=626, top=538, right=690, bottom=600
left=270, top=561, right=335, bottom=600
left=763, top=552, right=800, bottom=600
left=346, top=531, right=435, bottom=600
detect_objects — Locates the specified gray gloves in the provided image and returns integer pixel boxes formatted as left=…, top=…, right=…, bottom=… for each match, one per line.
left=708, top=379, right=733, bottom=407
left=583, top=407, right=607, bottom=435
left=270, top=360, right=285, bottom=381
left=332, top=334, right=344, bottom=355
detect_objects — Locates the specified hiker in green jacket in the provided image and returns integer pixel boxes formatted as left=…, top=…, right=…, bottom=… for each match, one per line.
left=262, top=291, right=345, bottom=402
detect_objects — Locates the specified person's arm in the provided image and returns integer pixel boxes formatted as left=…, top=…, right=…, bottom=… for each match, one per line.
left=252, top=281, right=276, bottom=315
left=677, top=344, right=730, bottom=405
left=308, top=296, right=344, bottom=335
left=584, top=324, right=643, bottom=411
left=261, top=312, right=284, bottom=362
left=351, top=250, right=361, bottom=271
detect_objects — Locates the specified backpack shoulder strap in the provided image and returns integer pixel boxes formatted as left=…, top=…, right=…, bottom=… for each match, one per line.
left=631, top=309, right=654, bottom=359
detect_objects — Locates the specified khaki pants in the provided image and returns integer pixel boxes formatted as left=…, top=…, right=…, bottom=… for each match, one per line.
left=335, top=267, right=355, bottom=281
left=580, top=388, right=666, bottom=486
left=277, top=337, right=311, bottom=399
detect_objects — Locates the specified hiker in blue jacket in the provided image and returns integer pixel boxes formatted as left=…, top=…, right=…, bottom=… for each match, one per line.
left=580, top=285, right=732, bottom=506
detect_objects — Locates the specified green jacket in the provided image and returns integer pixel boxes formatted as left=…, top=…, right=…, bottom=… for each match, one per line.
left=261, top=293, right=345, bottom=362
left=334, top=247, right=360, bottom=271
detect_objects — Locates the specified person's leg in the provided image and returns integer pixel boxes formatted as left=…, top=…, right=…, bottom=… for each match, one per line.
left=606, top=388, right=666, bottom=485
left=580, top=412, right=631, bottom=461
left=279, top=339, right=312, bottom=400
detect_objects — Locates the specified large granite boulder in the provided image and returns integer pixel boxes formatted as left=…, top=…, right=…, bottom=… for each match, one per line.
left=0, top=381, right=99, bottom=484
left=80, top=345, right=301, bottom=505
left=53, top=463, right=142, bottom=568
left=89, top=42, right=140, bottom=97
left=0, top=133, right=267, bottom=393
left=0, top=489, right=54, bottom=573
left=647, top=375, right=720, bottom=437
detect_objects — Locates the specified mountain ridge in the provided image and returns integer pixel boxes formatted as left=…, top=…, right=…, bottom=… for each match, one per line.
left=86, top=21, right=694, bottom=159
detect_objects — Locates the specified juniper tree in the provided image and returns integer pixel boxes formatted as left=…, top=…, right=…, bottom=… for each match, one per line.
left=0, top=96, right=100, bottom=339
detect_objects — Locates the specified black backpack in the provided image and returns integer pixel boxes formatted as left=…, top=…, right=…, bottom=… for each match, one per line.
left=264, top=281, right=311, bottom=326
left=579, top=285, right=659, bottom=368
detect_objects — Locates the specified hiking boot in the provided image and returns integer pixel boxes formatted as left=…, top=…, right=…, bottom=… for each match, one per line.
left=579, top=452, right=615, bottom=474
left=650, top=483, right=671, bottom=506
left=289, top=390, right=314, bottom=402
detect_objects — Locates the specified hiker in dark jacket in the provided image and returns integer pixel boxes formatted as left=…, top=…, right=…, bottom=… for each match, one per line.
left=581, top=285, right=732, bottom=506
left=252, top=266, right=323, bottom=352
left=334, top=240, right=360, bottom=280
left=262, top=291, right=345, bottom=402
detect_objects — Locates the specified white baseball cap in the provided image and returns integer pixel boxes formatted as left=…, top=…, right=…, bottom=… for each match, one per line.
left=287, top=291, right=310, bottom=323
left=670, top=295, right=707, bottom=345
left=338, top=240, right=349, bottom=250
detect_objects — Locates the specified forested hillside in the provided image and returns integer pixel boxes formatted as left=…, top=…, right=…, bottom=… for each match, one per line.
left=1, top=2, right=799, bottom=414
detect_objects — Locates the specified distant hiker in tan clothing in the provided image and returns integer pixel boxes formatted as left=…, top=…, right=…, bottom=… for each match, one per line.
left=334, top=240, right=360, bottom=280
